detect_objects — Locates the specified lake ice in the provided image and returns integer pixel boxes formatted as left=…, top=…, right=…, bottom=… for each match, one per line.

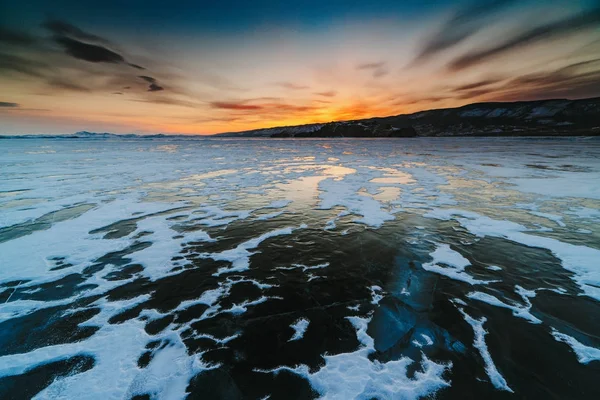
left=0, top=137, right=599, bottom=399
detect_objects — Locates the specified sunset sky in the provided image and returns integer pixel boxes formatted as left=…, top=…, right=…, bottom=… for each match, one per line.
left=1, top=0, right=600, bottom=135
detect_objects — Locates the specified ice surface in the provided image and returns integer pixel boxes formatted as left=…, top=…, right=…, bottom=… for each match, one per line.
left=260, top=316, right=451, bottom=400
left=566, top=207, right=600, bottom=220
left=2, top=137, right=600, bottom=398
left=0, top=295, right=215, bottom=399
left=425, top=209, right=600, bottom=300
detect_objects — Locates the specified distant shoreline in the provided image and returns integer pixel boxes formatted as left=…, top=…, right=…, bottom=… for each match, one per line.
left=2, top=97, right=599, bottom=139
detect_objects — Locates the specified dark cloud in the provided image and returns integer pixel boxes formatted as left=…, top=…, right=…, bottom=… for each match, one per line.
left=356, top=61, right=388, bottom=78
left=134, top=97, right=198, bottom=108
left=43, top=20, right=111, bottom=46
left=0, top=53, right=48, bottom=77
left=0, top=26, right=36, bottom=46
left=210, top=99, right=318, bottom=114
left=555, top=58, right=600, bottom=74
left=448, top=9, right=600, bottom=71
left=138, top=75, right=164, bottom=91
left=372, top=68, right=389, bottom=78
left=447, top=58, right=600, bottom=100
left=455, top=88, right=496, bottom=99
left=54, top=35, right=126, bottom=64
left=454, top=78, right=503, bottom=92
left=44, top=20, right=143, bottom=70
left=211, top=101, right=262, bottom=110
left=394, top=96, right=450, bottom=106
left=314, top=90, right=337, bottom=97
left=357, top=61, right=385, bottom=70
left=46, top=78, right=90, bottom=92
left=276, top=82, right=309, bottom=90
left=486, top=58, right=600, bottom=101
left=0, top=102, right=19, bottom=107
left=148, top=83, right=163, bottom=92
left=412, top=0, right=516, bottom=65
left=258, top=103, right=316, bottom=112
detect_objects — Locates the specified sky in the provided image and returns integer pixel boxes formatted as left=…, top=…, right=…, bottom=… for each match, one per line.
left=1, top=0, right=600, bottom=135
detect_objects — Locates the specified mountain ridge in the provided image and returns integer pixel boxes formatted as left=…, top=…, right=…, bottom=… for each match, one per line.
left=2, top=97, right=599, bottom=138
left=215, top=96, right=600, bottom=138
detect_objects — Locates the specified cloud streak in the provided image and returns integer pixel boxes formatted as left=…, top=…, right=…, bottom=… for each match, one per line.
left=45, top=19, right=143, bottom=70
left=276, top=82, right=309, bottom=90
left=43, top=20, right=112, bottom=46
left=211, top=101, right=262, bottom=110
left=448, top=9, right=600, bottom=71
left=0, top=53, right=49, bottom=77
left=314, top=90, right=337, bottom=97
left=453, top=78, right=503, bottom=92
left=0, top=26, right=36, bottom=46
left=413, top=0, right=516, bottom=65
left=357, top=61, right=389, bottom=78
left=138, top=75, right=164, bottom=92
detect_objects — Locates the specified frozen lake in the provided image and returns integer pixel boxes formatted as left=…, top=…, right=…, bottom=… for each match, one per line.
left=1, top=137, right=599, bottom=399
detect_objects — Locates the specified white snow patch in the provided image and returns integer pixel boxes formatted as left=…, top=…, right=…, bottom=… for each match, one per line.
left=263, top=199, right=292, bottom=209
left=467, top=288, right=541, bottom=324
left=255, top=211, right=285, bottom=221
left=459, top=309, right=513, bottom=393
left=202, top=226, right=304, bottom=276
left=425, top=209, right=600, bottom=301
left=258, top=315, right=451, bottom=399
left=422, top=244, right=496, bottom=285
left=551, top=329, right=600, bottom=364
left=288, top=318, right=310, bottom=341
left=530, top=211, right=566, bottom=227
left=370, top=285, right=384, bottom=305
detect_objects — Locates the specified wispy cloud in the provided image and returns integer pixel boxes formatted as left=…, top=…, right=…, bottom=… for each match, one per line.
left=46, top=78, right=90, bottom=92
left=138, top=75, right=164, bottom=92
left=412, top=0, right=516, bottom=65
left=43, top=20, right=112, bottom=46
left=0, top=26, right=37, bottom=46
left=211, top=101, right=263, bottom=110
left=275, top=81, right=309, bottom=90
left=314, top=90, right=337, bottom=97
left=448, top=9, right=600, bottom=71
left=0, top=53, right=49, bottom=77
left=453, top=78, right=503, bottom=92
left=356, top=61, right=389, bottom=78
left=44, top=19, right=143, bottom=70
